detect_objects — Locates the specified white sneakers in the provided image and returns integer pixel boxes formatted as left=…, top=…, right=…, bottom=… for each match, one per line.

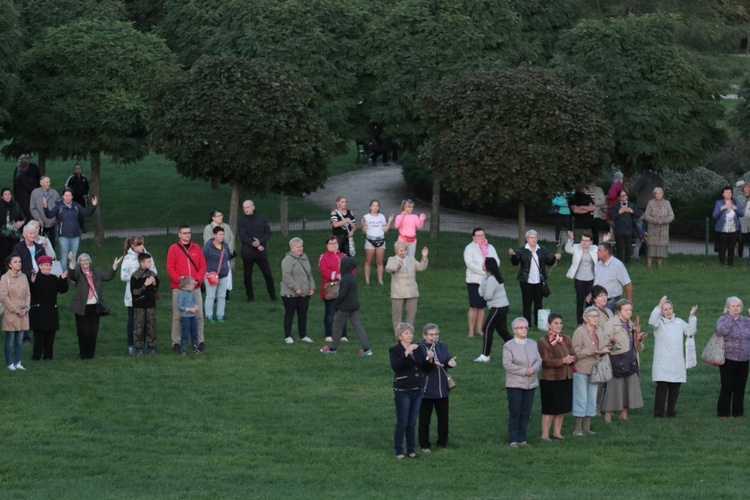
left=300, top=337, right=314, bottom=343
left=7, top=364, right=15, bottom=371
left=474, top=355, right=490, bottom=363
left=7, top=363, right=25, bottom=371
left=284, top=337, right=294, bottom=344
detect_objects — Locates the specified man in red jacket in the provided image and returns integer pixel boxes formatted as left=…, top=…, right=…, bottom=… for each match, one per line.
left=167, top=225, right=206, bottom=352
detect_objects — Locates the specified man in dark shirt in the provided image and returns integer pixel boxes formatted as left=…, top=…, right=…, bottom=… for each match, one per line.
left=13, top=154, right=41, bottom=222
left=237, top=200, right=276, bottom=302
left=65, top=163, right=90, bottom=232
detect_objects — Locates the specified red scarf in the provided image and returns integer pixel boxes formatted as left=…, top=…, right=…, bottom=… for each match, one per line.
left=548, top=332, right=562, bottom=346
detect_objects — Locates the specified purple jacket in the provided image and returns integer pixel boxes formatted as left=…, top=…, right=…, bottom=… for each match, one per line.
left=716, top=314, right=750, bottom=362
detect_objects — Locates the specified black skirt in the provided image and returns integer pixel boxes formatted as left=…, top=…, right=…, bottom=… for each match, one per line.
left=539, top=378, right=573, bottom=415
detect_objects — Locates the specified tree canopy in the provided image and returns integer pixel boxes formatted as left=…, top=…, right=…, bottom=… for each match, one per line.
left=422, top=67, right=613, bottom=239
left=553, top=14, right=727, bottom=179
left=0, top=0, right=20, bottom=127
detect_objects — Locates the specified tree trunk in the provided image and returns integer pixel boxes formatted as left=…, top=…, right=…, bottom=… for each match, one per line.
left=38, top=152, right=46, bottom=176
left=228, top=183, right=240, bottom=240
left=280, top=195, right=289, bottom=236
left=91, top=151, right=104, bottom=246
left=430, top=175, right=440, bottom=240
left=517, top=199, right=526, bottom=246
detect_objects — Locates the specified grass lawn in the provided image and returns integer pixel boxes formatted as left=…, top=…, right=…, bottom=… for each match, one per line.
left=2, top=225, right=750, bottom=498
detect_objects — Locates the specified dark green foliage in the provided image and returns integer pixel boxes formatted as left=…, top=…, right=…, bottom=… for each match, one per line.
left=421, top=67, right=613, bottom=203
left=148, top=55, right=332, bottom=197
left=554, top=14, right=727, bottom=179
left=0, top=0, right=20, bottom=126
left=16, top=0, right=126, bottom=42
left=2, top=19, right=176, bottom=162
left=509, top=0, right=584, bottom=64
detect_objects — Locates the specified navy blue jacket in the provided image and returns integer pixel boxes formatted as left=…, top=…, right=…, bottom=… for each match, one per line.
left=419, top=340, right=453, bottom=399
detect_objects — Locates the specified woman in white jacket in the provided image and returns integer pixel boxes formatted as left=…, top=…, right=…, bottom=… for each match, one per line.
left=649, top=295, right=697, bottom=418
left=565, top=231, right=605, bottom=325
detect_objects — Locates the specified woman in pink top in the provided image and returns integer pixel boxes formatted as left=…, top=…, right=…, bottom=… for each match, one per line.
left=394, top=199, right=426, bottom=258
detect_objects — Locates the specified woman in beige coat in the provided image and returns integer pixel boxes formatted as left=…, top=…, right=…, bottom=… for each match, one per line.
left=385, top=241, right=428, bottom=331
left=1, top=253, right=31, bottom=371
left=643, top=187, right=674, bottom=268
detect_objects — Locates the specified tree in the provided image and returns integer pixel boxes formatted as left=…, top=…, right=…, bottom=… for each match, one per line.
left=509, top=0, right=584, bottom=64
left=0, top=0, right=20, bottom=127
left=3, top=19, right=177, bottom=244
left=553, top=14, right=727, bottom=182
left=421, top=67, right=613, bottom=242
left=149, top=55, right=332, bottom=234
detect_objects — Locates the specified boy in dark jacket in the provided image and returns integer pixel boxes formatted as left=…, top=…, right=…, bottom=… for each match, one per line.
left=131, top=252, right=160, bottom=356
left=321, top=257, right=372, bottom=356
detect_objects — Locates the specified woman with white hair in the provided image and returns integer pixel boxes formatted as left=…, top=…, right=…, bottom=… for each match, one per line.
left=644, top=187, right=674, bottom=267
left=503, top=317, right=541, bottom=447
left=715, top=296, right=750, bottom=418
left=68, top=252, right=122, bottom=359
left=280, top=237, right=315, bottom=344
left=508, top=229, right=560, bottom=328
left=385, top=240, right=428, bottom=331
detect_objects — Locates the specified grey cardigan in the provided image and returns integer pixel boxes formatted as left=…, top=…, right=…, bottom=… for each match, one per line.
left=503, top=339, right=542, bottom=390
left=69, top=266, right=116, bottom=316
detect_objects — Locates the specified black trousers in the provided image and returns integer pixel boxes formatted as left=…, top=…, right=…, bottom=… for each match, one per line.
left=32, top=330, right=56, bottom=360
left=481, top=306, right=511, bottom=357
left=75, top=304, right=100, bottom=359
left=418, top=396, right=449, bottom=449
left=654, top=381, right=681, bottom=417
left=282, top=295, right=310, bottom=339
left=737, top=232, right=750, bottom=258
left=718, top=359, right=749, bottom=417
left=574, top=279, right=594, bottom=325
left=614, top=233, right=633, bottom=264
left=716, top=231, right=738, bottom=266
left=242, top=255, right=276, bottom=300
left=519, top=281, right=544, bottom=328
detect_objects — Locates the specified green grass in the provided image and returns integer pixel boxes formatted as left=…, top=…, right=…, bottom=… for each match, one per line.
left=2, top=227, right=750, bottom=498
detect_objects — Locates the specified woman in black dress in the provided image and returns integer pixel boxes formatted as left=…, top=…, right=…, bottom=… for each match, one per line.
left=29, top=255, right=69, bottom=360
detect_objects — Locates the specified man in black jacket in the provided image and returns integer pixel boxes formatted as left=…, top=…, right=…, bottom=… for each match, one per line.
left=237, top=200, right=276, bottom=302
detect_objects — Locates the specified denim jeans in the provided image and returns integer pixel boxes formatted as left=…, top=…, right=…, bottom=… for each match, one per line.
left=204, top=276, right=229, bottom=319
left=507, top=387, right=535, bottom=443
left=323, top=299, right=346, bottom=338
left=572, top=371, right=598, bottom=417
left=5, top=331, right=24, bottom=365
left=393, top=389, right=422, bottom=455
left=58, top=236, right=81, bottom=263
left=180, top=316, right=198, bottom=352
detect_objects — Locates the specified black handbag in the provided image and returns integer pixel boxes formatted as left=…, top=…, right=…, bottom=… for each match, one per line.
left=610, top=349, right=638, bottom=378
left=96, top=299, right=110, bottom=316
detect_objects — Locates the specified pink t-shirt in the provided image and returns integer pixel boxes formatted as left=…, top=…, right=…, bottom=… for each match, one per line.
left=395, top=212, right=426, bottom=244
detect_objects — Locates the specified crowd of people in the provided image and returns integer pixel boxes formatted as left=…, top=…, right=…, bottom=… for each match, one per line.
left=3, top=160, right=745, bottom=460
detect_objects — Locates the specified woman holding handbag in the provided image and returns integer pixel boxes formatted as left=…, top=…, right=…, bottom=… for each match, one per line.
left=601, top=299, right=645, bottom=422
left=572, top=306, right=611, bottom=435
left=715, top=296, right=750, bottom=418
left=202, top=226, right=231, bottom=323
left=318, top=236, right=348, bottom=343
left=649, top=295, right=697, bottom=418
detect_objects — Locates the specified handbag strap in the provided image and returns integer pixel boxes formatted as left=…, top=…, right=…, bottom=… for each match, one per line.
left=215, top=245, right=224, bottom=274
left=178, top=242, right=199, bottom=272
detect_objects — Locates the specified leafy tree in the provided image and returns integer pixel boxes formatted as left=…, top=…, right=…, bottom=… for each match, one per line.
left=16, top=0, right=126, bottom=40
left=149, top=55, right=332, bottom=233
left=509, top=0, right=584, bottom=64
left=421, top=67, right=613, bottom=242
left=0, top=0, right=20, bottom=127
left=3, top=19, right=177, bottom=244
left=553, top=14, right=727, bottom=182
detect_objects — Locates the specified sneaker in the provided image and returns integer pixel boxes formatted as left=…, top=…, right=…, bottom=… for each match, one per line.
left=320, top=346, right=337, bottom=354
left=136, top=349, right=144, bottom=357
left=198, top=342, right=206, bottom=352
left=300, top=336, right=313, bottom=343
left=147, top=348, right=156, bottom=356
left=207, top=317, right=214, bottom=323
left=474, top=354, right=491, bottom=363
left=218, top=318, right=225, bottom=323
left=509, top=442, right=519, bottom=448
left=341, top=337, right=349, bottom=342
left=193, top=348, right=201, bottom=355
left=379, top=281, right=384, bottom=285
left=359, top=349, right=373, bottom=357
left=15, top=363, right=25, bottom=371
left=7, top=364, right=15, bottom=371
left=180, top=351, right=186, bottom=357
left=128, top=345, right=136, bottom=356
left=285, top=337, right=294, bottom=344
left=325, top=336, right=333, bottom=342
left=421, top=448, right=431, bottom=453
left=172, top=343, right=180, bottom=354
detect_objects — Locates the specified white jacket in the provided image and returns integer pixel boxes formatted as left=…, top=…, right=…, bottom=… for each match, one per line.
left=649, top=305, right=697, bottom=383
left=464, top=242, right=499, bottom=284
left=565, top=240, right=598, bottom=280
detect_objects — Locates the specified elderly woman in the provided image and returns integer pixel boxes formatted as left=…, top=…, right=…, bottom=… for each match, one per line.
left=25, top=220, right=55, bottom=260
left=503, top=317, right=542, bottom=447
left=0, top=254, right=30, bottom=370
left=202, top=209, right=235, bottom=299
left=418, top=323, right=456, bottom=453
left=572, top=306, right=611, bottom=435
left=361, top=199, right=393, bottom=285
left=474, top=257, right=511, bottom=363
left=644, top=187, right=675, bottom=268
left=590, top=285, right=613, bottom=414
left=464, top=227, right=500, bottom=338
left=565, top=231, right=603, bottom=325
left=715, top=296, right=750, bottom=418
left=68, top=252, right=122, bottom=359
left=203, top=226, right=232, bottom=323
left=0, top=188, right=25, bottom=267
left=389, top=322, right=434, bottom=459
left=330, top=195, right=356, bottom=257
left=649, top=296, right=697, bottom=418
left=43, top=188, right=97, bottom=262
left=280, top=237, right=315, bottom=344
left=602, top=299, right=645, bottom=422
left=713, top=186, right=743, bottom=266
left=385, top=241, right=428, bottom=331
left=509, top=229, right=560, bottom=328
left=121, top=235, right=156, bottom=355
left=609, top=190, right=642, bottom=265
left=318, top=236, right=347, bottom=343
left=537, top=312, right=576, bottom=441
left=29, top=255, right=68, bottom=361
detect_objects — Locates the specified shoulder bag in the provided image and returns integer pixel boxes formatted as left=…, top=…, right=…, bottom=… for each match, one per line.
left=205, top=246, right=224, bottom=287
left=701, top=333, right=725, bottom=366
left=590, top=356, right=612, bottom=384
